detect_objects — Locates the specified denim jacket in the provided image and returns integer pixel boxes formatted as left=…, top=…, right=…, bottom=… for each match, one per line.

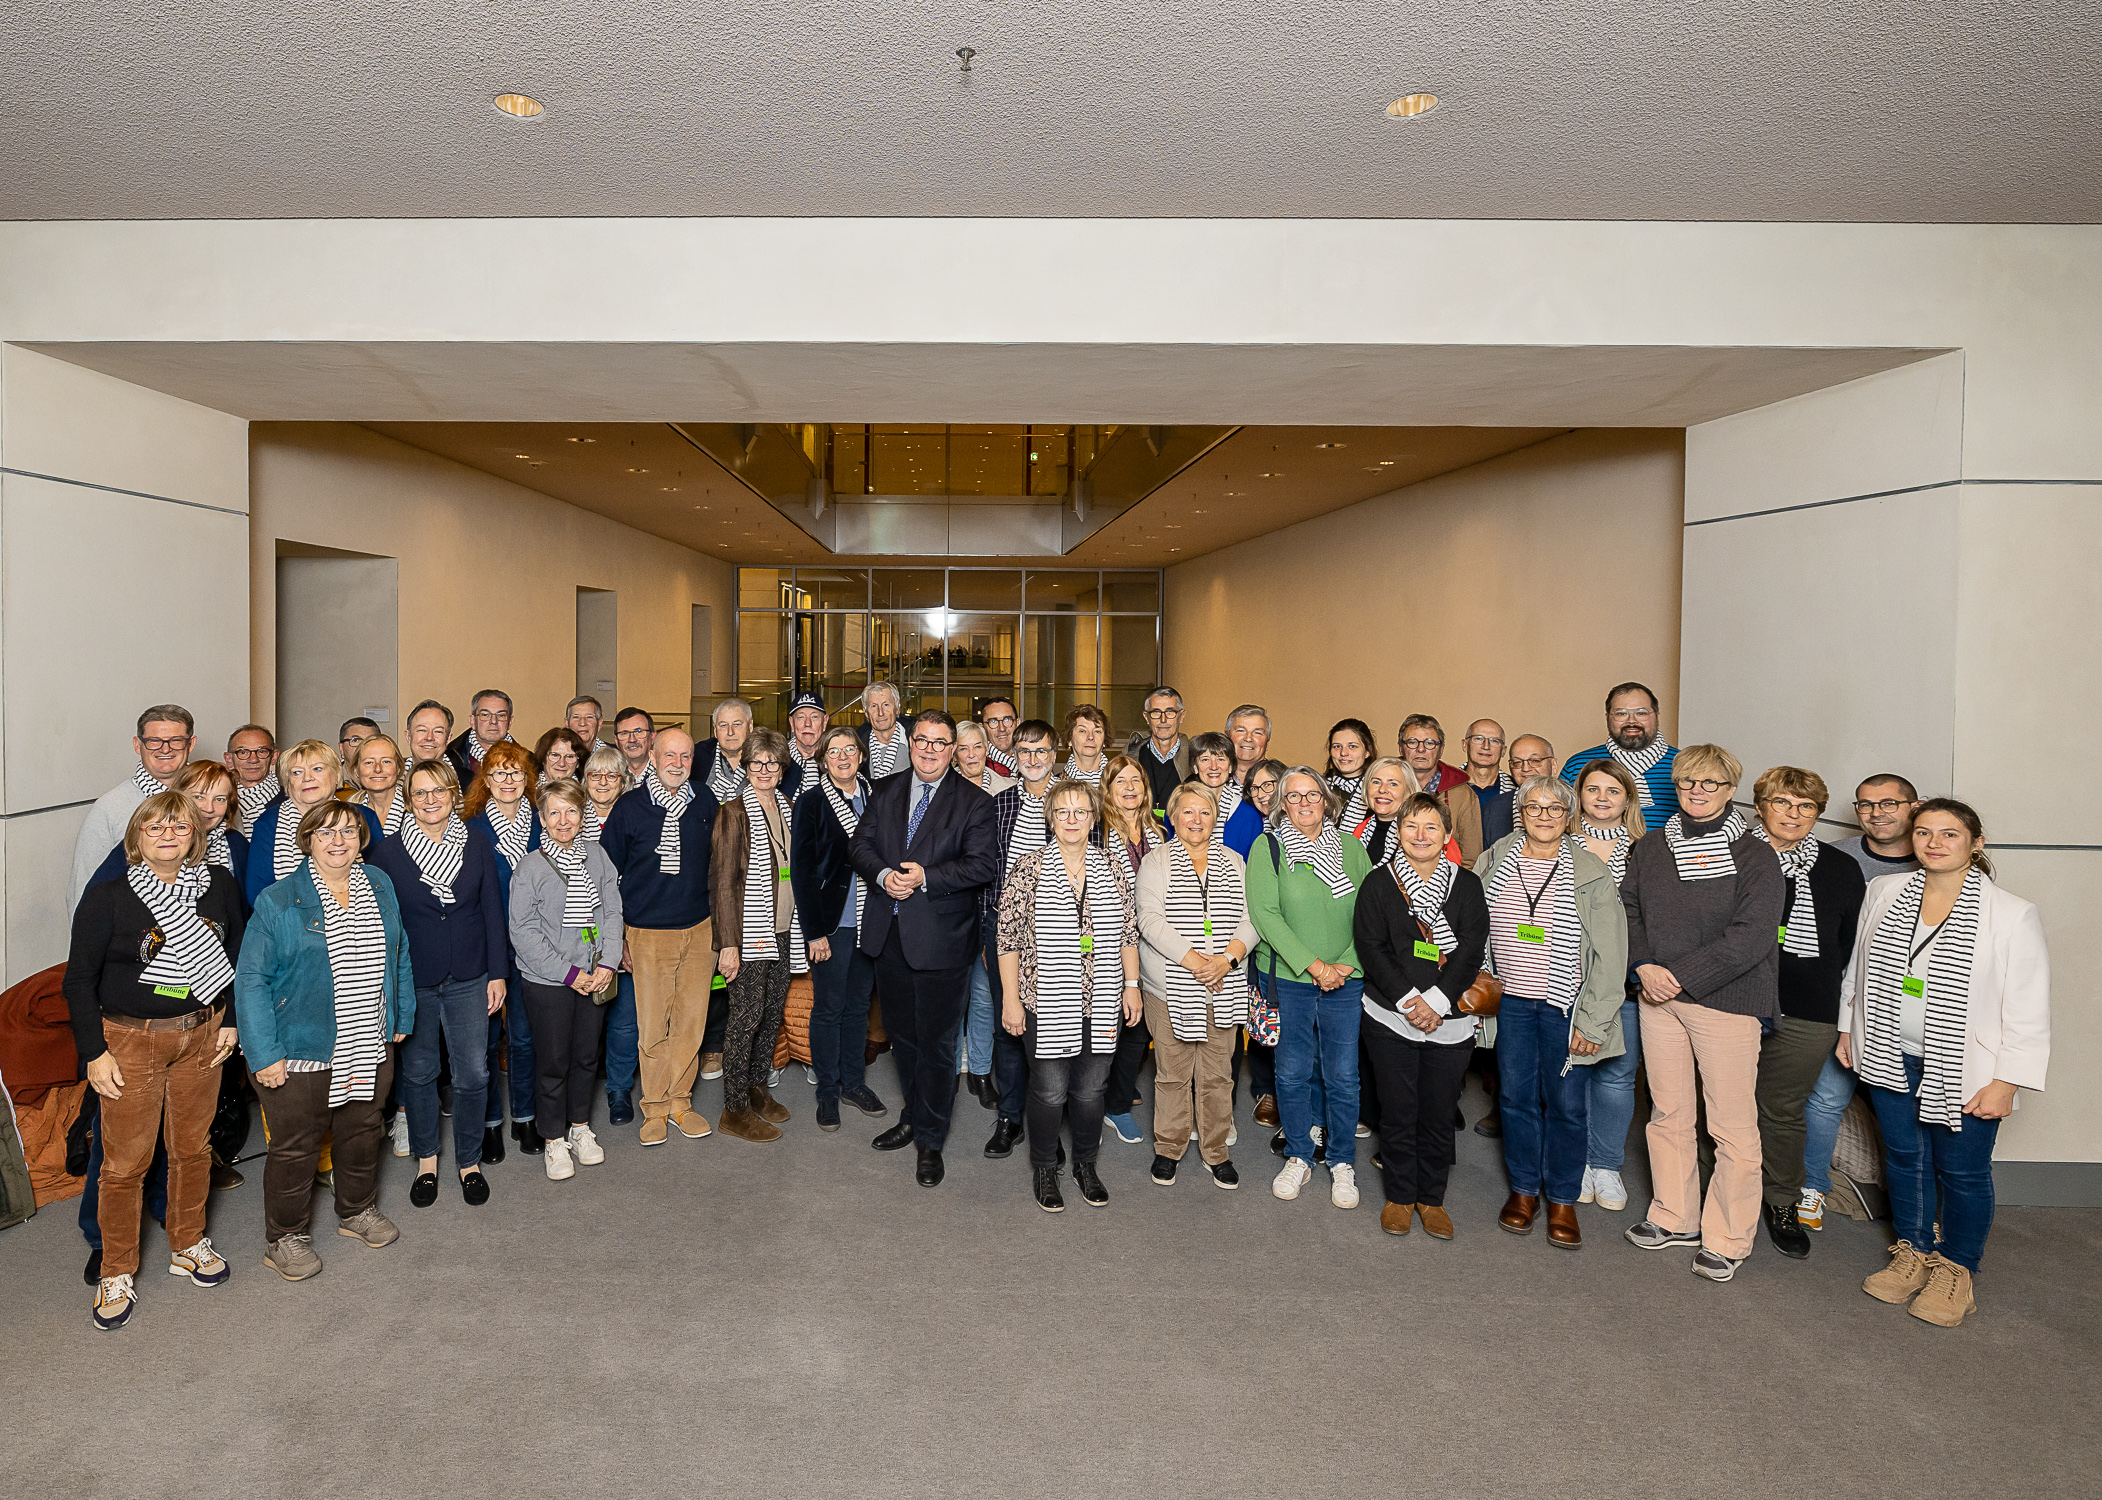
left=234, top=861, right=417, bottom=1073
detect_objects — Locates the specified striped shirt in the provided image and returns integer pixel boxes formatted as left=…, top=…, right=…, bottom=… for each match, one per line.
left=998, top=844, right=1136, bottom=1059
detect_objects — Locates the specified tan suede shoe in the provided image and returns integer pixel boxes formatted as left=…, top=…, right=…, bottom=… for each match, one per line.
left=751, top=1085, right=791, bottom=1124
left=1418, top=1204, right=1455, bottom=1240
left=718, top=1107, right=782, bottom=1143
left=1379, top=1201, right=1412, bottom=1236
left=1863, top=1239, right=1932, bottom=1304
left=1908, top=1254, right=1976, bottom=1327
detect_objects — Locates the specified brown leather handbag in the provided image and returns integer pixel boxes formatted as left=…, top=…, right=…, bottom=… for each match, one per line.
left=1415, top=916, right=1502, bottom=1017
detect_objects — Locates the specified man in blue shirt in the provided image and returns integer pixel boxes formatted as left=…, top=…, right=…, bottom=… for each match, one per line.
left=1561, top=681, right=1679, bottom=832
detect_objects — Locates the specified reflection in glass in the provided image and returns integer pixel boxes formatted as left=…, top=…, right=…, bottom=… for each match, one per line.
left=872, top=569, right=946, bottom=609
left=947, top=569, right=1022, bottom=611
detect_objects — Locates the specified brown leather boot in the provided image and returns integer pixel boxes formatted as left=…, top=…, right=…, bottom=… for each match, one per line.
left=1253, top=1094, right=1280, bottom=1127
left=1498, top=1191, right=1540, bottom=1234
left=1418, top=1203, right=1455, bottom=1240
left=718, top=1107, right=783, bottom=1143
left=1546, top=1202, right=1582, bottom=1249
left=750, top=1085, right=790, bottom=1124
left=1379, top=1201, right=1413, bottom=1236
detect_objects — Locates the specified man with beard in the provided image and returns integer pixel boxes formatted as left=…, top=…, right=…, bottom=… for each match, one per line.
left=1561, top=682, right=1680, bottom=831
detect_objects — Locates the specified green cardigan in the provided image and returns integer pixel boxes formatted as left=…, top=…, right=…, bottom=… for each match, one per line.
left=1246, top=829, right=1374, bottom=986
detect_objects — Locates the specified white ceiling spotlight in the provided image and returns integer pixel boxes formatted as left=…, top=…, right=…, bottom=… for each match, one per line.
left=493, top=94, right=543, bottom=119
left=1387, top=94, right=1439, bottom=118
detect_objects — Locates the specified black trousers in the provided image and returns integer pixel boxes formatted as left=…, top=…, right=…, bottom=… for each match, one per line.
left=874, top=926, right=970, bottom=1150
left=521, top=980, right=610, bottom=1139
left=1104, top=1009, right=1152, bottom=1114
left=1025, top=1013, right=1112, bottom=1168
left=1361, top=1020, right=1474, bottom=1207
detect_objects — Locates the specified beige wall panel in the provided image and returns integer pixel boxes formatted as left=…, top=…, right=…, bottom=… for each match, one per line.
left=1983, top=849, right=2099, bottom=1164
left=1163, top=431, right=1683, bottom=768
left=1951, top=482, right=2102, bottom=846
left=1680, top=490, right=1960, bottom=818
left=0, top=343, right=248, bottom=512
left=1, top=807, right=91, bottom=982
left=1683, top=354, right=1965, bottom=524
left=248, top=423, right=734, bottom=741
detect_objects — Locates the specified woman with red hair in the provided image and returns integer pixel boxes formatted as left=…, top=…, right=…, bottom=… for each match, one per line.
left=466, top=741, right=544, bottom=1158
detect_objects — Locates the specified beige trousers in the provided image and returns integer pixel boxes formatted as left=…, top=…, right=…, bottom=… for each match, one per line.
left=1143, top=992, right=1237, bottom=1165
left=628, top=919, right=718, bottom=1122
left=1640, top=997, right=1763, bottom=1259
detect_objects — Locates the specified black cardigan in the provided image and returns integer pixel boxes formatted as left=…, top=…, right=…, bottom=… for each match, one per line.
left=366, top=831, right=508, bottom=989
left=1353, top=863, right=1489, bottom=1016
left=1777, top=847, right=1868, bottom=1025
left=63, top=867, right=247, bottom=1064
left=790, top=780, right=859, bottom=939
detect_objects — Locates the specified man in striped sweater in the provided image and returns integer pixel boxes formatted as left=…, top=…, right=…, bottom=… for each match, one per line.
left=1560, top=681, right=1680, bottom=833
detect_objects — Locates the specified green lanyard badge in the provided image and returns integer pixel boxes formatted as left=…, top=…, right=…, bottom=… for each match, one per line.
left=1516, top=924, right=1547, bottom=944
left=1412, top=939, right=1441, bottom=962
left=152, top=983, right=191, bottom=999
left=1901, top=975, right=1926, bottom=998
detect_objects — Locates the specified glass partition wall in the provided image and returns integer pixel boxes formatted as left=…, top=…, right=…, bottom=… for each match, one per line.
left=737, top=567, right=1162, bottom=743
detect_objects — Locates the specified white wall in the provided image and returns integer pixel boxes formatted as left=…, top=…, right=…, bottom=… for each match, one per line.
left=0, top=344, right=249, bottom=981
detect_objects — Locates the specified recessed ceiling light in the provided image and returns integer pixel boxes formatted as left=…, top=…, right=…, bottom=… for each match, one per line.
left=626, top=467, right=649, bottom=474
left=661, top=486, right=678, bottom=492
left=494, top=94, right=544, bottom=119
left=512, top=452, right=530, bottom=459
left=1192, top=508, right=1208, bottom=513
left=1259, top=472, right=1281, bottom=478
left=1378, top=460, right=1396, bottom=466
left=564, top=436, right=594, bottom=444
left=1387, top=94, right=1438, bottom=118
left=1314, top=441, right=1346, bottom=449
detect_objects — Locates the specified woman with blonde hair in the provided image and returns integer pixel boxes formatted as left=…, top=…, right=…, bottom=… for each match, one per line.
left=245, top=741, right=380, bottom=906
left=343, top=733, right=409, bottom=836
left=1099, top=753, right=1168, bottom=1142
left=1573, top=756, right=1648, bottom=1210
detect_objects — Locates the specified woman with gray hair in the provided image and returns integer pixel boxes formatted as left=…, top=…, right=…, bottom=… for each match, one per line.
left=1473, top=775, right=1628, bottom=1250
left=580, top=744, right=641, bottom=1123
left=709, top=726, right=802, bottom=1141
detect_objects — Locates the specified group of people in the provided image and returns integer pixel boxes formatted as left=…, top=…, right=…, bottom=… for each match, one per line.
left=60, top=678, right=2050, bottom=1334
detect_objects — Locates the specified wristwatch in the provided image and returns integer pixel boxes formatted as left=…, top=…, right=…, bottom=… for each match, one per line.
left=1227, top=954, right=1242, bottom=971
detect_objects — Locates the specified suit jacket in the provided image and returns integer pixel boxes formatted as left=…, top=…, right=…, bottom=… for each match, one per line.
left=848, top=770, right=998, bottom=968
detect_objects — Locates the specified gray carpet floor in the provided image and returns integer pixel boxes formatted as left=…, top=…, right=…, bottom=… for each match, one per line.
left=4, top=1065, right=2096, bottom=1500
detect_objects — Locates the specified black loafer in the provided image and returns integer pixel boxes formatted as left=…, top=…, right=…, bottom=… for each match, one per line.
left=1151, top=1154, right=1178, bottom=1185
left=481, top=1126, right=506, bottom=1164
left=460, top=1170, right=490, bottom=1206
left=607, top=1089, right=635, bottom=1126
left=915, top=1147, right=945, bottom=1187
left=872, top=1121, right=916, bottom=1151
left=983, top=1118, right=1024, bottom=1158
left=409, top=1173, right=439, bottom=1208
left=516, top=1123, right=545, bottom=1156
left=83, top=1247, right=102, bottom=1285
left=971, top=1074, right=997, bottom=1111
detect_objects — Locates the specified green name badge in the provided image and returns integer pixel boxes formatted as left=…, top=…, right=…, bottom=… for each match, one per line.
left=1901, top=975, right=1925, bottom=998
left=1202, top=918, right=1213, bottom=937
left=1079, top=935, right=1096, bottom=954
left=580, top=925, right=598, bottom=945
left=1777, top=924, right=1787, bottom=945
left=1517, top=924, right=1547, bottom=945
left=152, top=983, right=191, bottom=999
left=713, top=972, right=728, bottom=990
left=778, top=865, right=791, bottom=880
left=1412, top=940, right=1441, bottom=962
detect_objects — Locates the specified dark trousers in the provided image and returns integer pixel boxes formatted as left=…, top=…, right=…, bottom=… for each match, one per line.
left=257, top=1054, right=393, bottom=1242
left=1025, top=1014, right=1113, bottom=1168
left=874, top=925, right=969, bottom=1150
left=1757, top=1015, right=1838, bottom=1205
left=987, top=913, right=1030, bottom=1126
left=1361, top=1020, right=1473, bottom=1207
left=1104, top=1009, right=1152, bottom=1114
left=401, top=974, right=491, bottom=1167
left=703, top=974, right=729, bottom=1057
left=721, top=950, right=791, bottom=1107
left=1239, top=1034, right=1276, bottom=1100
left=520, top=979, right=610, bottom=1138
left=485, top=964, right=535, bottom=1125
left=809, top=928, right=876, bottom=1102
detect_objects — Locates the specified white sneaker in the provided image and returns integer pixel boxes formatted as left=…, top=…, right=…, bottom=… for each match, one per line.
left=802, top=1064, right=818, bottom=1086
left=1272, top=1157, right=1313, bottom=1200
left=567, top=1124, right=604, bottom=1165
left=1355, top=1122, right=1370, bottom=1139
left=1310, top=1124, right=1326, bottom=1146
left=1227, top=1123, right=1238, bottom=1147
left=1330, top=1163, right=1360, bottom=1209
left=168, top=1236, right=230, bottom=1287
left=1578, top=1164, right=1597, bottom=1204
left=1190, top=1128, right=1200, bottom=1142
left=389, top=1112, right=410, bottom=1158
left=1592, top=1168, right=1629, bottom=1211
left=543, top=1136, right=575, bottom=1181
left=1798, top=1186, right=1826, bottom=1231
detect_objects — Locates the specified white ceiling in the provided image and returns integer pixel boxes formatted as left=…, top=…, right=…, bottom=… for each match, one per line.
left=2, top=0, right=2096, bottom=222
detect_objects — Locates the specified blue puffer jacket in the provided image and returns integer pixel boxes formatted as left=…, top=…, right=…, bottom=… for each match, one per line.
left=234, top=861, right=417, bottom=1073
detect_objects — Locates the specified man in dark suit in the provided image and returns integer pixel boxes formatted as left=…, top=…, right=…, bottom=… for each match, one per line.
left=848, top=709, right=999, bottom=1186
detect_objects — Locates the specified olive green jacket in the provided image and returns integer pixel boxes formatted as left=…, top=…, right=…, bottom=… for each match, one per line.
left=1470, top=832, right=1629, bottom=1064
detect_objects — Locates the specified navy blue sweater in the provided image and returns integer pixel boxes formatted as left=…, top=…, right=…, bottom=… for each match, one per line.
left=600, top=783, right=720, bottom=930
left=367, top=829, right=509, bottom=988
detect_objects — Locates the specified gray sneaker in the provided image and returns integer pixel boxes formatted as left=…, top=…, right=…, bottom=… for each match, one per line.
left=1691, top=1248, right=1744, bottom=1282
left=337, top=1208, right=400, bottom=1248
left=265, top=1234, right=323, bottom=1281
left=1624, top=1219, right=1702, bottom=1251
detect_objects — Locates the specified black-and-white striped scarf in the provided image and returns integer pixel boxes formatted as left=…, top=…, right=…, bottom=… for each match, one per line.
left=1857, top=868, right=1985, bottom=1129
left=237, top=773, right=280, bottom=825
left=367, top=788, right=407, bottom=836
left=1327, top=772, right=1369, bottom=836
left=1482, top=838, right=1585, bottom=1012
left=866, top=726, right=906, bottom=779
left=645, top=769, right=694, bottom=874
left=1663, top=809, right=1746, bottom=881
left=707, top=744, right=745, bottom=802
left=466, top=729, right=507, bottom=767
left=1392, top=850, right=1459, bottom=954
left=1005, top=792, right=1049, bottom=872
left=1063, top=753, right=1105, bottom=786
left=1214, top=776, right=1243, bottom=821
left=131, top=764, right=167, bottom=798
left=128, top=863, right=234, bottom=1002
left=1612, top=738, right=1671, bottom=808
left=204, top=826, right=234, bottom=874
left=1275, top=819, right=1356, bottom=900
left=317, top=862, right=388, bottom=1108
left=1028, top=844, right=1126, bottom=1059
left=543, top=840, right=601, bottom=930
left=819, top=775, right=870, bottom=931
left=1158, top=839, right=1248, bottom=1040
left=483, top=800, right=532, bottom=871
left=400, top=814, right=467, bottom=904
left=738, top=784, right=792, bottom=964
left=1582, top=821, right=1632, bottom=885
left=1752, top=826, right=1822, bottom=957
left=1488, top=768, right=1517, bottom=795
left=272, top=802, right=307, bottom=879
left=581, top=799, right=608, bottom=845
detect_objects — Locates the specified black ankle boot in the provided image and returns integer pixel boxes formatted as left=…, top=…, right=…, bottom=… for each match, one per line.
left=1032, top=1165, right=1065, bottom=1212
left=1073, top=1156, right=1108, bottom=1207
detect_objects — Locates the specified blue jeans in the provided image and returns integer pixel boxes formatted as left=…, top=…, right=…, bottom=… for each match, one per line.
left=960, top=946, right=996, bottom=1077
left=1802, top=1049, right=1856, bottom=1194
left=602, top=971, right=638, bottom=1095
left=1866, top=1053, right=2000, bottom=1272
left=403, top=974, right=493, bottom=1166
left=1497, top=995, right=1591, bottom=1203
left=486, top=965, right=535, bottom=1124
left=808, top=927, right=876, bottom=1102
left=1585, top=996, right=1642, bottom=1171
left=1269, top=973, right=1361, bottom=1168
left=79, top=1109, right=167, bottom=1251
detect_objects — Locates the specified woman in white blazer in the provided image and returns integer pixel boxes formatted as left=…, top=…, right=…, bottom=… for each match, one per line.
left=1836, top=798, right=2049, bottom=1328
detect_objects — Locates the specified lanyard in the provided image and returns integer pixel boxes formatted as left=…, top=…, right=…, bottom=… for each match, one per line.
left=1520, top=853, right=1559, bottom=922
left=1191, top=854, right=1213, bottom=948
left=1907, top=919, right=1946, bottom=975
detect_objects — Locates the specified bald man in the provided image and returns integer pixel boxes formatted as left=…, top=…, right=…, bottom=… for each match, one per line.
left=1460, top=718, right=1517, bottom=848
left=600, top=728, right=724, bottom=1145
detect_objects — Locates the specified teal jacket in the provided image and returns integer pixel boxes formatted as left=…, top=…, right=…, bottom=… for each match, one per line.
left=234, top=862, right=417, bottom=1073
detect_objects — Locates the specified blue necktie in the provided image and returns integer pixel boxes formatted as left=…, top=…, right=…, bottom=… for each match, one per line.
left=896, top=781, right=933, bottom=912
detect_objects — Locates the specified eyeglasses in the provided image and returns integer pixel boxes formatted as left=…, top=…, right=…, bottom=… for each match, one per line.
left=139, top=736, right=190, bottom=753
left=1520, top=803, right=1568, bottom=818
left=1674, top=778, right=1733, bottom=795
left=1017, top=745, right=1055, bottom=759
left=410, top=787, right=451, bottom=801
left=1051, top=807, right=1092, bottom=823
left=1609, top=708, right=1657, bottom=722
left=616, top=728, right=650, bottom=741
left=228, top=746, right=273, bottom=760
left=1854, top=798, right=1912, bottom=815
left=1250, top=779, right=1280, bottom=796
left=748, top=760, right=780, bottom=774
left=982, top=714, right=1017, bottom=728
left=1144, top=707, right=1182, bottom=719
left=910, top=735, right=954, bottom=750
left=487, top=768, right=525, bottom=782
left=1282, top=790, right=1325, bottom=806
left=1465, top=734, right=1504, bottom=748
left=314, top=829, right=359, bottom=846
left=1761, top=798, right=1821, bottom=818
left=1511, top=755, right=1553, bottom=772
left=1400, top=738, right=1442, bottom=752
left=586, top=771, right=622, bottom=782
left=141, top=820, right=194, bottom=837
